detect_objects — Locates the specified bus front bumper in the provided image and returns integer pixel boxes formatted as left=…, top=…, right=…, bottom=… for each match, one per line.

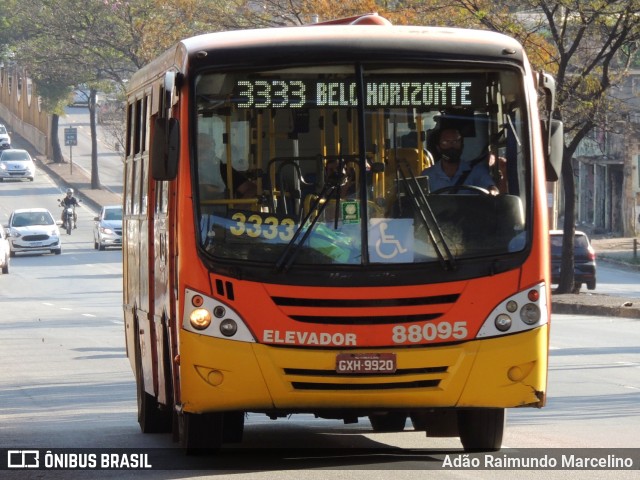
left=178, top=325, right=547, bottom=414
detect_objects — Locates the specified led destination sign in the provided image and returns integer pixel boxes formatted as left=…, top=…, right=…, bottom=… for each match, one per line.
left=234, top=76, right=485, bottom=109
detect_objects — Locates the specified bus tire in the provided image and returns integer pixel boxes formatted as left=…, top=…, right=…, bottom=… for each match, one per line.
left=135, top=323, right=171, bottom=433
left=222, top=411, right=245, bottom=443
left=368, top=412, right=407, bottom=432
left=457, top=408, right=505, bottom=451
left=179, top=412, right=223, bottom=454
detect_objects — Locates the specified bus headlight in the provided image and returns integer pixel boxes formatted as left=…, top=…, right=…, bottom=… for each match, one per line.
left=520, top=303, right=541, bottom=325
left=189, top=308, right=212, bottom=330
left=219, top=319, right=238, bottom=337
left=183, top=288, right=256, bottom=343
left=476, top=283, right=548, bottom=339
left=495, top=314, right=512, bottom=332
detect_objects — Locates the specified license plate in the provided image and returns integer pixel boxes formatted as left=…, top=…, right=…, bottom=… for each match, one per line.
left=30, top=242, right=43, bottom=247
left=336, top=353, right=397, bottom=374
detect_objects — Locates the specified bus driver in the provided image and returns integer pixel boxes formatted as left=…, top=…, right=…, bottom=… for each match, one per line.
left=421, top=128, right=499, bottom=195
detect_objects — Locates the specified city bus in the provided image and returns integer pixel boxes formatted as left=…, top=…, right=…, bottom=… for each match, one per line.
left=123, top=13, right=563, bottom=452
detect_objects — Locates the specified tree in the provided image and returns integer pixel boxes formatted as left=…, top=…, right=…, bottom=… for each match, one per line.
left=432, top=0, right=640, bottom=293
left=9, top=0, right=243, bottom=187
left=205, top=0, right=396, bottom=29
left=10, top=1, right=123, bottom=179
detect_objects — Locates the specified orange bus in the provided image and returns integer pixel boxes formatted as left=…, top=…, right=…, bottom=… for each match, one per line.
left=123, top=14, right=563, bottom=452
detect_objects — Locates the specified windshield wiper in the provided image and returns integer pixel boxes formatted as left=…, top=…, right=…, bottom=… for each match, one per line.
left=397, top=162, right=456, bottom=270
left=274, top=172, right=346, bottom=273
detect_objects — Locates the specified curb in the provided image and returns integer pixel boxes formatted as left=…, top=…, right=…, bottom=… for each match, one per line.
left=551, top=301, right=640, bottom=319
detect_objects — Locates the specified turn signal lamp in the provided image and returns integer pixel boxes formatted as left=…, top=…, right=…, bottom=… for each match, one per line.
left=191, top=295, right=204, bottom=307
left=189, top=308, right=212, bottom=330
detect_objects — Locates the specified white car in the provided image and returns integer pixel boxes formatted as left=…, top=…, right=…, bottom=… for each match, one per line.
left=0, top=227, right=10, bottom=273
left=0, top=149, right=36, bottom=181
left=93, top=205, right=123, bottom=250
left=5, top=208, right=61, bottom=256
left=0, top=123, right=10, bottom=149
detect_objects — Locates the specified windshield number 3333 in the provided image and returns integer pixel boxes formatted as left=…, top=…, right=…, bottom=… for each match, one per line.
left=229, top=212, right=295, bottom=241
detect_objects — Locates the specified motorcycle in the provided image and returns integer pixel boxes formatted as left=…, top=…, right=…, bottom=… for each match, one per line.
left=58, top=200, right=77, bottom=235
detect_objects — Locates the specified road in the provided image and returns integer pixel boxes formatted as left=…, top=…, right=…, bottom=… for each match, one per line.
left=595, top=262, right=640, bottom=298
left=0, top=130, right=639, bottom=478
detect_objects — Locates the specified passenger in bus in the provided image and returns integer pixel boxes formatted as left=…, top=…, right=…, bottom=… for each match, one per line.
left=197, top=133, right=225, bottom=199
left=325, top=159, right=357, bottom=198
left=219, top=162, right=257, bottom=199
left=198, top=133, right=258, bottom=199
left=421, top=128, right=499, bottom=195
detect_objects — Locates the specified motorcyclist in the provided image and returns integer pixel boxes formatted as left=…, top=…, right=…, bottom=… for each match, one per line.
left=60, top=188, right=79, bottom=228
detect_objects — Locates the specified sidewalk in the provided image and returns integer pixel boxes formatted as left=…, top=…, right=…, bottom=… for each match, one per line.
left=26, top=141, right=640, bottom=320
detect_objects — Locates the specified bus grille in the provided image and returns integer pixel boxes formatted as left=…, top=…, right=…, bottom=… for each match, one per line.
left=283, top=366, right=447, bottom=391
left=271, top=294, right=459, bottom=325
left=291, top=380, right=440, bottom=390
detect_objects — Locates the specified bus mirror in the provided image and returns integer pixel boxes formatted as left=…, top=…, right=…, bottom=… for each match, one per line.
left=151, top=117, right=180, bottom=180
left=539, top=72, right=556, bottom=114
left=162, top=71, right=176, bottom=118
left=545, top=119, right=563, bottom=182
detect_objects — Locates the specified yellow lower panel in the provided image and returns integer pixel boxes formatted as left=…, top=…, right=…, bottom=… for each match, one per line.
left=179, top=326, right=547, bottom=414
left=457, top=325, right=548, bottom=408
left=252, top=341, right=476, bottom=409
left=180, top=334, right=274, bottom=413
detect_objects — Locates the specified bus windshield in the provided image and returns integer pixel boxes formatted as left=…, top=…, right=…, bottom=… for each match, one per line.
left=195, top=64, right=529, bottom=267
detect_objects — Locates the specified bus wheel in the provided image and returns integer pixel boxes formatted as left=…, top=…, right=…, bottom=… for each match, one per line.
left=179, top=412, right=223, bottom=454
left=223, top=411, right=245, bottom=443
left=457, top=408, right=505, bottom=451
left=368, top=412, right=407, bottom=432
left=135, top=335, right=171, bottom=433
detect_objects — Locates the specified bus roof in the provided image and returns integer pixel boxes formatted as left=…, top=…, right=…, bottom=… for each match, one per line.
left=128, top=25, right=526, bottom=92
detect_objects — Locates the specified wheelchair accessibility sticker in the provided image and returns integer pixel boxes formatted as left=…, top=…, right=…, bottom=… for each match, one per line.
left=369, top=218, right=414, bottom=262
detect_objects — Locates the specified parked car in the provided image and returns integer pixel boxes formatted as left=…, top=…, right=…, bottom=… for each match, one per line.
left=0, top=226, right=10, bottom=273
left=0, top=149, right=36, bottom=182
left=93, top=205, right=122, bottom=250
left=0, top=123, right=11, bottom=149
left=5, top=208, right=62, bottom=256
left=550, top=229, right=597, bottom=291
